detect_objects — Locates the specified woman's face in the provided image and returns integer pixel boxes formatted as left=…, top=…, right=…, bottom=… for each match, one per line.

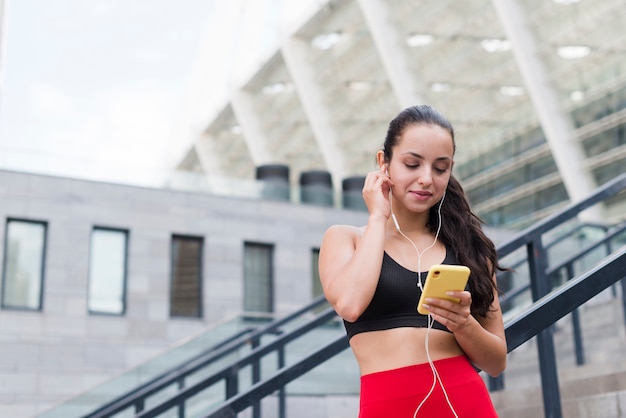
left=383, top=123, right=454, bottom=212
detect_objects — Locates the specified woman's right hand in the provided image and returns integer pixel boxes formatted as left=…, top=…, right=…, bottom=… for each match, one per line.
left=362, top=166, right=394, bottom=219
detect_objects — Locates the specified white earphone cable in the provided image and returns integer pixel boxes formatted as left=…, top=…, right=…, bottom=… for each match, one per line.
left=390, top=189, right=458, bottom=418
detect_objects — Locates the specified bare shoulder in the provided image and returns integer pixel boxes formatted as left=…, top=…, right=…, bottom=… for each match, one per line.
left=323, top=224, right=364, bottom=241
left=320, top=224, right=365, bottom=254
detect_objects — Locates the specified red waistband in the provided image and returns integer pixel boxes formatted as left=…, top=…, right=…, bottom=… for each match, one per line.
left=361, top=355, right=478, bottom=396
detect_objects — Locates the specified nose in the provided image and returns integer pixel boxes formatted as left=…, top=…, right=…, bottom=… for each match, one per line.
left=417, top=167, right=433, bottom=187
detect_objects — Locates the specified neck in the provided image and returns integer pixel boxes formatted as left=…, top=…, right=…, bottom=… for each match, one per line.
left=389, top=210, right=430, bottom=235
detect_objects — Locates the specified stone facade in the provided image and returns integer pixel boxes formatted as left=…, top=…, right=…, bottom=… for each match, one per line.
left=0, top=169, right=367, bottom=418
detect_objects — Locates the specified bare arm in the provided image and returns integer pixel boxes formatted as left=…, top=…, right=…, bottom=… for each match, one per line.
left=318, top=168, right=392, bottom=322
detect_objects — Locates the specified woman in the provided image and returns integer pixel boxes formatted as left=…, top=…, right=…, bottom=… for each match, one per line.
left=319, top=105, right=507, bottom=417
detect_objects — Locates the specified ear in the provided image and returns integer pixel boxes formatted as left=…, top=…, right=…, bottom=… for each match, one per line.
left=376, top=150, right=386, bottom=173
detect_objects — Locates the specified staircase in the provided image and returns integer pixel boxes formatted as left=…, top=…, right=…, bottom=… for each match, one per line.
left=491, top=293, right=626, bottom=417
left=38, top=174, right=626, bottom=418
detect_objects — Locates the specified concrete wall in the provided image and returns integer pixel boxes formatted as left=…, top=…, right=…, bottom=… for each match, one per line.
left=0, top=169, right=368, bottom=418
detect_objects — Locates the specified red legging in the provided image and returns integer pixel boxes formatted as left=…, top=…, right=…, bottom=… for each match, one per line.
left=359, top=356, right=498, bottom=418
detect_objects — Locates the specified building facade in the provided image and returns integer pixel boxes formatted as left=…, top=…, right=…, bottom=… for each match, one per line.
left=0, top=169, right=368, bottom=417
left=170, top=0, right=626, bottom=230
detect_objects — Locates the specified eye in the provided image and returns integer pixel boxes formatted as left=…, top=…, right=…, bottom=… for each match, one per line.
left=434, top=166, right=449, bottom=174
left=405, top=164, right=419, bottom=169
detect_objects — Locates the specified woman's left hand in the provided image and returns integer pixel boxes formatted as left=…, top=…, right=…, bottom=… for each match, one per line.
left=421, top=291, right=472, bottom=333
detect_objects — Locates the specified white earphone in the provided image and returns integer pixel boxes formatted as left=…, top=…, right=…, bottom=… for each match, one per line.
left=384, top=166, right=456, bottom=417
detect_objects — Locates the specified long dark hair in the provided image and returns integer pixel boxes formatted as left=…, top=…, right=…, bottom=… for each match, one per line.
left=382, top=105, right=505, bottom=317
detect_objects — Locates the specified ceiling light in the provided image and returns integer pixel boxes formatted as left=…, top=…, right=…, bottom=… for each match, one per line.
left=311, top=32, right=342, bottom=50
left=406, top=33, right=434, bottom=47
left=230, top=125, right=242, bottom=135
left=553, top=0, right=581, bottom=4
left=557, top=45, right=590, bottom=59
left=481, top=38, right=511, bottom=53
left=430, top=83, right=450, bottom=92
left=499, top=86, right=524, bottom=96
left=570, top=90, right=585, bottom=101
left=262, top=82, right=292, bottom=95
left=347, top=81, right=372, bottom=91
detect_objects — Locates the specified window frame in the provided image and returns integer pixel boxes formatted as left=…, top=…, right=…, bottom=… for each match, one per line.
left=169, top=234, right=204, bottom=318
left=87, top=226, right=129, bottom=316
left=243, top=241, right=275, bottom=314
left=1, top=217, right=48, bottom=311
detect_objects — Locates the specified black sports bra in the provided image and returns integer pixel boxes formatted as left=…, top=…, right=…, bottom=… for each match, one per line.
left=343, top=249, right=459, bottom=340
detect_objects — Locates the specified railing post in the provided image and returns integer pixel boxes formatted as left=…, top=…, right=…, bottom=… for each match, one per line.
left=570, top=308, right=585, bottom=366
left=177, top=377, right=186, bottom=418
left=528, top=238, right=563, bottom=418
left=252, top=337, right=261, bottom=418
left=605, top=235, right=618, bottom=297
left=134, top=399, right=145, bottom=413
left=278, top=346, right=286, bottom=418
left=621, top=276, right=626, bottom=327
left=566, top=264, right=585, bottom=365
left=488, top=374, right=505, bottom=391
left=225, top=372, right=238, bottom=402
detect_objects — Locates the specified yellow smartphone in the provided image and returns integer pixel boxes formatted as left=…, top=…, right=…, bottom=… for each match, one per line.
left=417, top=264, right=470, bottom=315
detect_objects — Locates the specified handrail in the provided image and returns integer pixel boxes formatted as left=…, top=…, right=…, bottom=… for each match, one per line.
left=133, top=307, right=339, bottom=418
left=204, top=249, right=626, bottom=418
left=505, top=248, right=626, bottom=351
left=82, top=174, right=626, bottom=418
left=499, top=222, right=626, bottom=307
left=200, top=173, right=626, bottom=418
left=82, top=295, right=330, bottom=418
left=205, top=335, right=349, bottom=418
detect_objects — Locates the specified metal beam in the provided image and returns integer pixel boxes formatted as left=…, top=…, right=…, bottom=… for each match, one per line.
left=492, top=0, right=602, bottom=222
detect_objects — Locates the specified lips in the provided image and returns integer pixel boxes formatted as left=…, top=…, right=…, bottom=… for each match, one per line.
left=411, top=190, right=433, bottom=200
left=413, top=190, right=432, bottom=197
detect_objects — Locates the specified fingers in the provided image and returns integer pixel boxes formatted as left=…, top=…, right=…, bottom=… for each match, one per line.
left=362, top=169, right=393, bottom=217
left=422, top=291, right=472, bottom=331
left=363, top=168, right=392, bottom=188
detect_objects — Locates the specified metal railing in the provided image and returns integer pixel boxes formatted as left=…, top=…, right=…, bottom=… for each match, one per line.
left=498, top=222, right=626, bottom=366
left=83, top=173, right=626, bottom=418
left=82, top=296, right=330, bottom=418
left=206, top=250, right=626, bottom=418
left=204, top=173, right=626, bottom=418
left=133, top=307, right=341, bottom=418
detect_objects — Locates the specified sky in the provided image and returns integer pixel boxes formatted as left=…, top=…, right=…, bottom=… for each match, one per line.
left=0, top=0, right=317, bottom=187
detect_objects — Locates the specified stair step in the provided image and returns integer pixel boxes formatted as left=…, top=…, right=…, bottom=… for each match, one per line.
left=494, top=389, right=626, bottom=418
left=490, top=290, right=626, bottom=417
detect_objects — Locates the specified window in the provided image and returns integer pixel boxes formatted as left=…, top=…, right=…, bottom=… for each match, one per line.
left=170, top=235, right=203, bottom=318
left=88, top=227, right=128, bottom=315
left=243, top=242, right=273, bottom=313
left=2, top=219, right=47, bottom=310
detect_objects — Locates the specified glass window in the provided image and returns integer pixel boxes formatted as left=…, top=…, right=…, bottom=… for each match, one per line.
left=593, top=160, right=626, bottom=185
left=243, top=242, right=273, bottom=313
left=170, top=235, right=203, bottom=318
left=2, top=219, right=47, bottom=310
left=528, top=155, right=558, bottom=180
left=88, top=228, right=128, bottom=315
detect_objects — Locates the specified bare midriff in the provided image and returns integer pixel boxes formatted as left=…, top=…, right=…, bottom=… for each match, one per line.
left=349, top=327, right=464, bottom=375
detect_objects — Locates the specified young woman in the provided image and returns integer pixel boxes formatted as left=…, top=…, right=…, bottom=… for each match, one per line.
left=319, top=105, right=507, bottom=417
